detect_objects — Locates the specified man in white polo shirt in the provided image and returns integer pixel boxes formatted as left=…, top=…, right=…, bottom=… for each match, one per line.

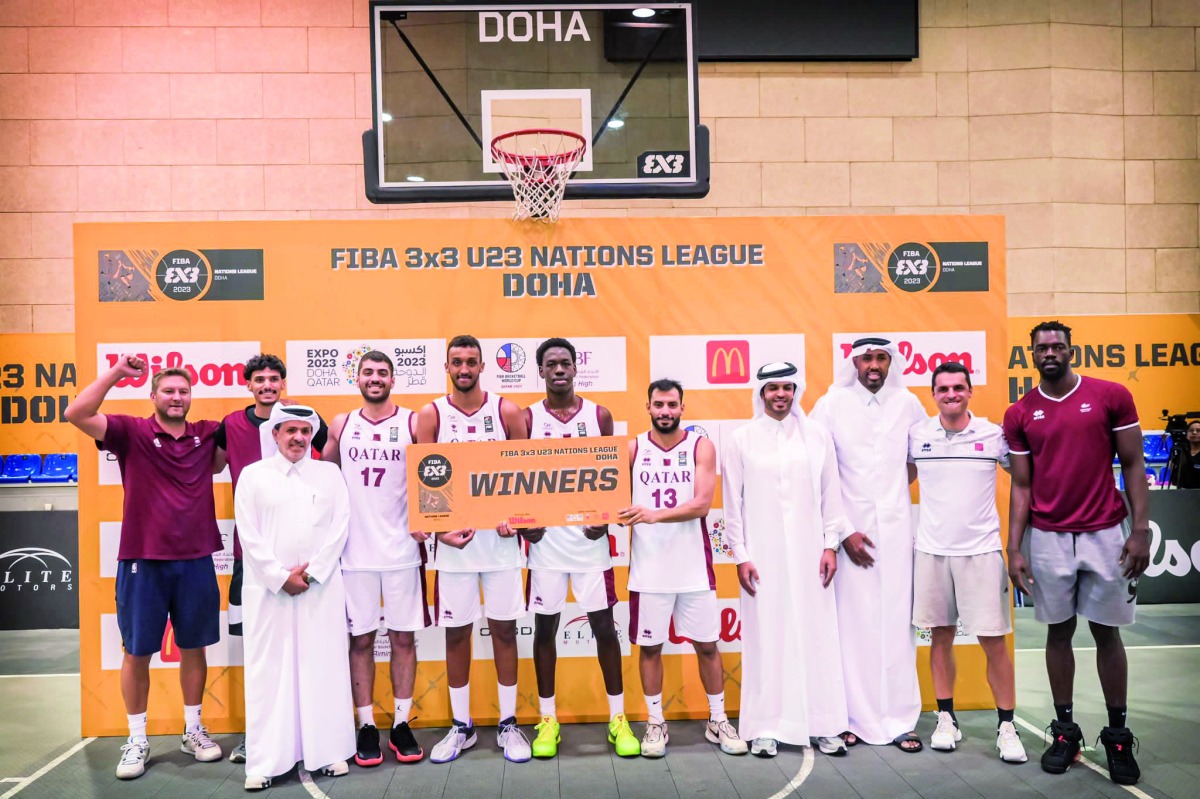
left=909, top=362, right=1025, bottom=764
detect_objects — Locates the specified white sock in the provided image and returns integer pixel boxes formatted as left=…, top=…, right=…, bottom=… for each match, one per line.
left=498, top=682, right=517, bottom=722
left=645, top=693, right=664, bottom=725
left=608, top=692, right=625, bottom=721
left=394, top=697, right=412, bottom=725
left=539, top=694, right=556, bottom=718
left=707, top=692, right=727, bottom=723
left=183, top=704, right=202, bottom=733
left=356, top=705, right=375, bottom=727
left=449, top=684, right=471, bottom=726
left=128, top=712, right=148, bottom=743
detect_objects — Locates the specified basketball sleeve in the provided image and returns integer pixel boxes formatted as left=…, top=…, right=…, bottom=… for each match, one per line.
left=214, top=419, right=227, bottom=450
left=1108, top=383, right=1139, bottom=431
left=1002, top=405, right=1029, bottom=455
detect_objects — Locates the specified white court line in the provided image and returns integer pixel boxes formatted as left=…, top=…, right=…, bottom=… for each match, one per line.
left=0, top=673, right=79, bottom=679
left=0, top=737, right=95, bottom=799
left=0, top=779, right=22, bottom=783
left=297, top=768, right=329, bottom=799
left=1013, top=716, right=1152, bottom=799
left=1015, top=644, right=1200, bottom=653
left=764, top=744, right=814, bottom=799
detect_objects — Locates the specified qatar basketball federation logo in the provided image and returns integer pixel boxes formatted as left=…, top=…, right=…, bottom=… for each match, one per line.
left=496, top=343, right=526, bottom=374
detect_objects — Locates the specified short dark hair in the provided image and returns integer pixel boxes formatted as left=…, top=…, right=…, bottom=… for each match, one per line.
left=447, top=334, right=482, bottom=358
left=536, top=337, right=575, bottom=366
left=931, top=360, right=972, bottom=389
left=1188, top=420, right=1200, bottom=431
left=243, top=353, right=286, bottom=380
left=647, top=378, right=684, bottom=402
left=357, top=350, right=393, bottom=374
left=1030, top=320, right=1072, bottom=348
left=151, top=367, right=191, bottom=391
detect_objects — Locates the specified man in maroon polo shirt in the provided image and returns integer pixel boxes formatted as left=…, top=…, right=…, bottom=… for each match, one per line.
left=1004, top=321, right=1151, bottom=786
left=66, top=354, right=224, bottom=780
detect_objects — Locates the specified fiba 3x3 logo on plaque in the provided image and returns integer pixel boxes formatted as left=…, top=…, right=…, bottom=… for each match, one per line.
left=418, top=454, right=454, bottom=514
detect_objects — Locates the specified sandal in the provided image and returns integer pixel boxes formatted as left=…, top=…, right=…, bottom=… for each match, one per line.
left=839, top=731, right=859, bottom=747
left=892, top=732, right=923, bottom=753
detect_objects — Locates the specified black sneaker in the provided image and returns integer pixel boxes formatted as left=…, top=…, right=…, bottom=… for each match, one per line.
left=355, top=723, right=384, bottom=767
left=1099, top=726, right=1140, bottom=785
left=1040, top=719, right=1083, bottom=774
left=390, top=721, right=424, bottom=763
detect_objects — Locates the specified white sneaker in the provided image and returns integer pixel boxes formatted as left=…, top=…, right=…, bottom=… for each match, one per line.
left=320, top=760, right=349, bottom=776
left=497, top=719, right=531, bottom=763
left=813, top=736, right=848, bottom=756
left=640, top=722, right=668, bottom=758
left=705, top=718, right=748, bottom=755
left=115, top=737, right=149, bottom=779
left=750, top=737, right=778, bottom=758
left=930, top=711, right=961, bottom=751
left=430, top=722, right=477, bottom=764
left=181, top=726, right=223, bottom=762
left=243, top=775, right=271, bottom=791
left=996, top=721, right=1028, bottom=763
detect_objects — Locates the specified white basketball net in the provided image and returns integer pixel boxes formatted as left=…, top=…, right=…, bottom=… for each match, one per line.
left=491, top=129, right=586, bottom=223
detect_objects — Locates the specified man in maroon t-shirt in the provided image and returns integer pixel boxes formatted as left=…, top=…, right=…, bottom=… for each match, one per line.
left=66, top=354, right=225, bottom=780
left=1003, top=321, right=1150, bottom=786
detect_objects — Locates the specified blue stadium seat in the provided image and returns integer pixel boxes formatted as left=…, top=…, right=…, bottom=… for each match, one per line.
left=1144, top=433, right=1171, bottom=464
left=0, top=453, right=41, bottom=483
left=32, top=453, right=75, bottom=484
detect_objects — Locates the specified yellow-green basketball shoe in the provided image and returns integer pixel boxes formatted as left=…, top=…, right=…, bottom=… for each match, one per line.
left=532, top=716, right=560, bottom=759
left=608, top=714, right=641, bottom=757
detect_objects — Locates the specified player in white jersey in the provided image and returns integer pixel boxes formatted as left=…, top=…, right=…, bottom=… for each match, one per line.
left=414, top=335, right=532, bottom=765
left=520, top=338, right=639, bottom=759
left=322, top=350, right=427, bottom=769
left=618, top=379, right=748, bottom=759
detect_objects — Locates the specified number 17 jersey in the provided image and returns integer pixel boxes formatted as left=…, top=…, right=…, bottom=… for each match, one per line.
left=339, top=407, right=421, bottom=571
left=628, top=431, right=715, bottom=594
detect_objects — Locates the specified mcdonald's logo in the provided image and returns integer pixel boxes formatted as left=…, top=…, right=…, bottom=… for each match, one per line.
left=706, top=340, right=750, bottom=384
left=160, top=620, right=181, bottom=663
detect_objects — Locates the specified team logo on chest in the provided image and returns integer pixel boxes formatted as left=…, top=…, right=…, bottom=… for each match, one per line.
left=543, top=422, right=555, bottom=437
left=1080, top=402, right=1092, bottom=413
left=577, top=422, right=588, bottom=437
left=678, top=451, right=688, bottom=466
left=921, top=442, right=932, bottom=452
left=1032, top=409, right=1045, bottom=421
left=352, top=428, right=362, bottom=440
left=389, top=426, right=399, bottom=443
left=484, top=415, right=495, bottom=434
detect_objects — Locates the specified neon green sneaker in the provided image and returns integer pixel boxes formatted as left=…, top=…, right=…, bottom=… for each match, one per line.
left=608, top=713, right=641, bottom=757
left=531, top=715, right=560, bottom=758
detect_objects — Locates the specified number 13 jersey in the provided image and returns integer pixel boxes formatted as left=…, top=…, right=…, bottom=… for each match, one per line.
left=628, top=431, right=715, bottom=593
left=339, top=407, right=421, bottom=571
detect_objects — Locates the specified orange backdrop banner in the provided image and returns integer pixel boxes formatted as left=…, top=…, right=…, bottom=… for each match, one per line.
left=407, top=438, right=630, bottom=531
left=74, top=216, right=1006, bottom=736
left=0, top=333, right=77, bottom=455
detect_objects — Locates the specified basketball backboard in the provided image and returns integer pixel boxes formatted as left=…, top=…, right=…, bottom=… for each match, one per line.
left=363, top=2, right=708, bottom=203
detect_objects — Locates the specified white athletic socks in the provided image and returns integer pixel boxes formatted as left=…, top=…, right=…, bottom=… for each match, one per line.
left=608, top=693, right=625, bottom=721
left=183, top=704, right=202, bottom=733
left=394, top=697, right=413, bottom=726
left=449, top=685, right=471, bottom=725
left=498, top=682, right=518, bottom=722
left=645, top=693, right=664, bottom=725
left=128, top=712, right=148, bottom=743
left=357, top=705, right=375, bottom=727
left=707, top=692, right=727, bottom=723
left=539, top=695, right=557, bottom=718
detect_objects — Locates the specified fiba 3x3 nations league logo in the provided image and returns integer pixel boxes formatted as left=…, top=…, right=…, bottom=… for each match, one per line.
left=834, top=241, right=990, bottom=295
left=99, top=249, right=264, bottom=303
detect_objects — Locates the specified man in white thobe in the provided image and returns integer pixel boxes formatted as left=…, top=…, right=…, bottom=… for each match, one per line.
left=723, top=362, right=852, bottom=759
left=234, top=404, right=355, bottom=790
left=810, top=337, right=927, bottom=751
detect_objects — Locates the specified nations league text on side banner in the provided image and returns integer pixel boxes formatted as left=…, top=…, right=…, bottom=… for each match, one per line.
left=74, top=216, right=1007, bottom=736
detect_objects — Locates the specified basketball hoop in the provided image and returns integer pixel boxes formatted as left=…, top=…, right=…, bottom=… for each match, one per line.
left=490, top=128, right=587, bottom=222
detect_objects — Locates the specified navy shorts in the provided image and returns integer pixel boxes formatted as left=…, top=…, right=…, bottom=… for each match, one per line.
left=115, top=556, right=220, bottom=657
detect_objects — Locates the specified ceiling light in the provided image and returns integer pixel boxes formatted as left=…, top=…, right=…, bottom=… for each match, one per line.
left=606, top=119, right=625, bottom=129
left=381, top=112, right=393, bottom=122
left=632, top=8, right=655, bottom=18
left=406, top=175, right=425, bottom=182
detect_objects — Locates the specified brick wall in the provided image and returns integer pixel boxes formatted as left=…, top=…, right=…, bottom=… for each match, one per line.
left=1, top=0, right=1197, bottom=333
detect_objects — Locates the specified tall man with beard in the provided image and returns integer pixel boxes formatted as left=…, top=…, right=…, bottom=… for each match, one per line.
left=323, top=351, right=427, bottom=767
left=810, top=337, right=927, bottom=752
left=414, top=335, right=533, bottom=764
left=66, top=356, right=224, bottom=779
left=215, top=353, right=328, bottom=764
left=521, top=338, right=638, bottom=759
left=618, top=379, right=748, bottom=759
left=1004, top=321, right=1150, bottom=785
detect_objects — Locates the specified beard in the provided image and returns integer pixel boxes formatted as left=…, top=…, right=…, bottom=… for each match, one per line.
left=653, top=415, right=681, bottom=434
